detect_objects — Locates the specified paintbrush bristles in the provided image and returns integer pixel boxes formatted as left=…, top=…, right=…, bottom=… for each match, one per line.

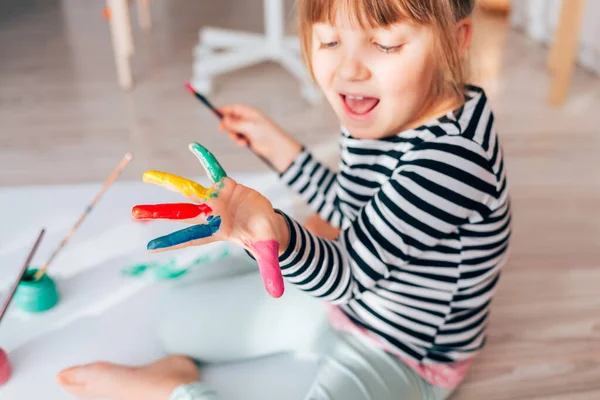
left=33, top=152, right=133, bottom=281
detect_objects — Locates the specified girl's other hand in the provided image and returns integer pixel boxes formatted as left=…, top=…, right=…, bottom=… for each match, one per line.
left=218, top=104, right=302, bottom=173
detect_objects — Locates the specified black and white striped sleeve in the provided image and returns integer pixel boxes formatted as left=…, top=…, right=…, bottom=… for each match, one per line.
left=276, top=136, right=499, bottom=304
left=279, top=149, right=344, bottom=228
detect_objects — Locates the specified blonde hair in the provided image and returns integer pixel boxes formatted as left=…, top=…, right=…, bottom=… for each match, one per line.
left=297, top=0, right=475, bottom=99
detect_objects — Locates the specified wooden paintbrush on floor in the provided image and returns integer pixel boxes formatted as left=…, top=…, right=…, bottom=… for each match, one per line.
left=34, top=152, right=133, bottom=281
left=0, top=228, right=46, bottom=325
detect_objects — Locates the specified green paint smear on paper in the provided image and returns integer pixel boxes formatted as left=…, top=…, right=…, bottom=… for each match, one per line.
left=122, top=263, right=150, bottom=276
left=122, top=247, right=231, bottom=280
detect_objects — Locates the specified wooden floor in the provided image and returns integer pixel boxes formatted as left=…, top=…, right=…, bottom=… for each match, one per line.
left=1, top=1, right=600, bottom=399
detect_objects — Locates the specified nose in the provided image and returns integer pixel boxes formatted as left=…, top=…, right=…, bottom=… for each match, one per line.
left=336, top=55, right=370, bottom=82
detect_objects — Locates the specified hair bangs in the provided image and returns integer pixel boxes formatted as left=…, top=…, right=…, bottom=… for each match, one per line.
left=301, top=0, right=429, bottom=30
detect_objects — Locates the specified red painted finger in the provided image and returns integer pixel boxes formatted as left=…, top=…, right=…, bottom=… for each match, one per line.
left=249, top=240, right=284, bottom=298
left=132, top=203, right=212, bottom=220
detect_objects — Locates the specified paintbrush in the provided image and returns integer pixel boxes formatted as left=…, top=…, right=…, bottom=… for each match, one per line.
left=0, top=229, right=46, bottom=325
left=184, top=83, right=276, bottom=171
left=33, top=153, right=133, bottom=281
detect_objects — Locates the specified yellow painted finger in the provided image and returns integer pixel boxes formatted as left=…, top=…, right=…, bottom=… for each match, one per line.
left=142, top=170, right=212, bottom=200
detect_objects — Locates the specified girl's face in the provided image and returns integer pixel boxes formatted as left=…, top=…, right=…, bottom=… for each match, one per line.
left=311, top=17, right=441, bottom=139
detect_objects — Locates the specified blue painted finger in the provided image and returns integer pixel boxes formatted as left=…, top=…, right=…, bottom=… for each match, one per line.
left=147, top=216, right=222, bottom=250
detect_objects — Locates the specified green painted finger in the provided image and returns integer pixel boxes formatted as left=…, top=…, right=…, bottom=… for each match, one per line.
left=189, top=142, right=227, bottom=183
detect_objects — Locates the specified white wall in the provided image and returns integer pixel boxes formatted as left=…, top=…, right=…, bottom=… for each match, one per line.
left=510, top=0, right=600, bottom=75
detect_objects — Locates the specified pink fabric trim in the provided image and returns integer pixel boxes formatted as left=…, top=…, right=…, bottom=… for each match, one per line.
left=324, top=304, right=472, bottom=389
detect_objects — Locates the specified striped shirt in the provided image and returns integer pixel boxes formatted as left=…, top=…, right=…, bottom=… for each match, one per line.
left=278, top=85, right=511, bottom=367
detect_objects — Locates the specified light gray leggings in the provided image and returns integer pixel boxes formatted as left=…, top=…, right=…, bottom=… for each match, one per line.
left=154, top=254, right=451, bottom=400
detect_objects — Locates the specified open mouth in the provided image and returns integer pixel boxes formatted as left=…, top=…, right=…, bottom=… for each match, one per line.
left=340, top=93, right=380, bottom=118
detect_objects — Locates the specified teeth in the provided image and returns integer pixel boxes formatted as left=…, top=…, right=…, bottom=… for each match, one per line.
left=346, top=95, right=364, bottom=100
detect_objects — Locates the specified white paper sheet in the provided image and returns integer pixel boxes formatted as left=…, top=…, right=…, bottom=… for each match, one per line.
left=0, top=173, right=318, bottom=400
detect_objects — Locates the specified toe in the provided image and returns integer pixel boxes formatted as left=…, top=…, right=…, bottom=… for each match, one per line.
left=57, top=365, right=89, bottom=397
left=57, top=365, right=86, bottom=386
left=56, top=362, right=122, bottom=398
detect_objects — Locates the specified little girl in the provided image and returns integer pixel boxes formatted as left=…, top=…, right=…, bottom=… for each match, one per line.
left=57, top=0, right=511, bottom=399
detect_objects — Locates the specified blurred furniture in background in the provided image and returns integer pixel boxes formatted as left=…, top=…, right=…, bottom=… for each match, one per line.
left=510, top=0, right=594, bottom=106
left=547, top=0, right=585, bottom=106
left=105, top=0, right=152, bottom=90
left=472, top=0, right=511, bottom=95
left=477, top=0, right=511, bottom=15
left=191, top=0, right=320, bottom=104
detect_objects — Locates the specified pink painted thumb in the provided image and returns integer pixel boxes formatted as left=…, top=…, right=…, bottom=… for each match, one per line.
left=251, top=240, right=284, bottom=298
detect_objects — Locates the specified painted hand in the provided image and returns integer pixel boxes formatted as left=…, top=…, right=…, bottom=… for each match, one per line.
left=132, top=142, right=285, bottom=298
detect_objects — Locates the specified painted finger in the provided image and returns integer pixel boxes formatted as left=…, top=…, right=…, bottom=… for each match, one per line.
left=246, top=239, right=284, bottom=298
left=147, top=216, right=222, bottom=251
left=188, top=142, right=227, bottom=183
left=132, top=203, right=213, bottom=221
left=147, top=235, right=217, bottom=253
left=143, top=170, right=213, bottom=201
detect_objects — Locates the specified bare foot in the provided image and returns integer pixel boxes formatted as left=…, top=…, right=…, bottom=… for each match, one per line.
left=56, top=355, right=199, bottom=400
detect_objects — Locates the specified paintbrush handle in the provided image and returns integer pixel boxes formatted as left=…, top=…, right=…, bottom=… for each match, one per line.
left=0, top=228, right=46, bottom=324
left=34, top=153, right=132, bottom=280
left=185, top=86, right=277, bottom=172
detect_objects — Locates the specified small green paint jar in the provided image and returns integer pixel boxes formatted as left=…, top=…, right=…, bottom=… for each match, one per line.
left=15, top=269, right=59, bottom=313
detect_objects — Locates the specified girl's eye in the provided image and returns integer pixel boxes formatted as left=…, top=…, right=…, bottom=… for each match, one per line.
left=319, top=41, right=340, bottom=49
left=375, top=43, right=402, bottom=53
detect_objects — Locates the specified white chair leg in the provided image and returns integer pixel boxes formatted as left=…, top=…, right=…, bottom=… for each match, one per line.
left=200, top=28, right=263, bottom=49
left=193, top=49, right=268, bottom=78
left=190, top=0, right=317, bottom=104
left=194, top=44, right=214, bottom=59
left=264, top=0, right=283, bottom=54
left=280, top=50, right=321, bottom=104
left=284, top=37, right=301, bottom=53
left=279, top=50, right=311, bottom=84
left=190, top=77, right=213, bottom=95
